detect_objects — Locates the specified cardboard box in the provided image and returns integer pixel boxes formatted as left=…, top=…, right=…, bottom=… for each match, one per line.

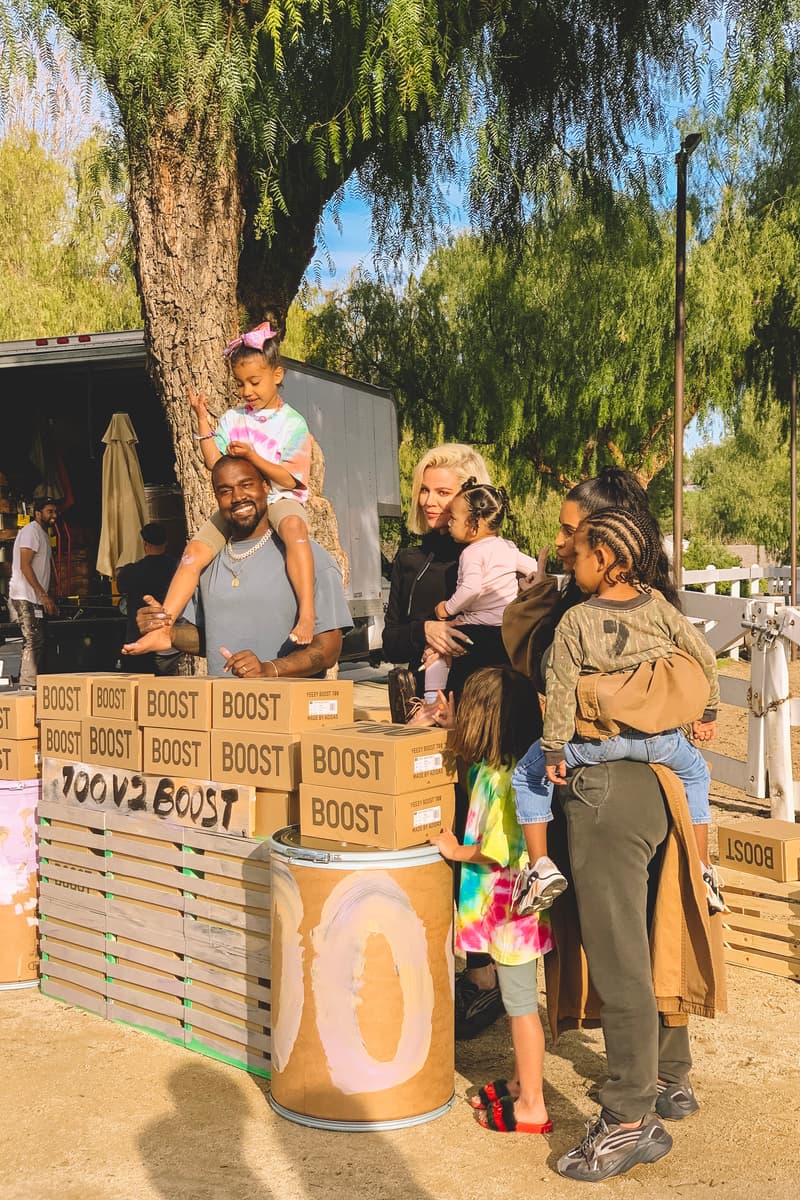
left=37, top=673, right=113, bottom=720
left=301, top=722, right=457, bottom=794
left=91, top=674, right=142, bottom=722
left=39, top=719, right=83, bottom=761
left=299, top=780, right=455, bottom=850
left=212, top=677, right=354, bottom=733
left=143, top=727, right=211, bottom=779
left=353, top=704, right=393, bottom=724
left=139, top=677, right=214, bottom=731
left=718, top=818, right=800, bottom=882
left=210, top=730, right=300, bottom=790
left=0, top=737, right=39, bottom=779
left=0, top=691, right=37, bottom=739
left=253, top=788, right=299, bottom=838
left=82, top=717, right=142, bottom=772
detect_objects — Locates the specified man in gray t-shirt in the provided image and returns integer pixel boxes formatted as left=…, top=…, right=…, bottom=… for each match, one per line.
left=129, top=456, right=351, bottom=679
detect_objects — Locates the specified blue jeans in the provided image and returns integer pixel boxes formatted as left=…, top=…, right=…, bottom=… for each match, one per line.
left=512, top=729, right=711, bottom=827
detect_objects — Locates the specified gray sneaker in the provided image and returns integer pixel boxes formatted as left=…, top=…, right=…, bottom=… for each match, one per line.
left=655, top=1079, right=700, bottom=1121
left=512, top=856, right=568, bottom=915
left=557, top=1112, right=673, bottom=1182
left=701, top=863, right=729, bottom=914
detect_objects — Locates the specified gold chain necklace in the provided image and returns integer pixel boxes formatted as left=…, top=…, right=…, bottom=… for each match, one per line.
left=224, top=527, right=272, bottom=587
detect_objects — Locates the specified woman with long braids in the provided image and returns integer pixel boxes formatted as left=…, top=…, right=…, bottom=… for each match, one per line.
left=500, top=467, right=725, bottom=1185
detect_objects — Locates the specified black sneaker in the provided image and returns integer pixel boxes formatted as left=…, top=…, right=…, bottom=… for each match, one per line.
left=454, top=973, right=505, bottom=1040
left=557, top=1112, right=673, bottom=1182
left=655, top=1079, right=700, bottom=1121
left=387, top=666, right=418, bottom=723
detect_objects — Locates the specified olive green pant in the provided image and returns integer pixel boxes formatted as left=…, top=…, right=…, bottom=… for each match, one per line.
left=560, top=760, right=692, bottom=1124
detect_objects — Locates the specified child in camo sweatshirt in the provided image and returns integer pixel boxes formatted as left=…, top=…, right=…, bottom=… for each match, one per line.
left=510, top=506, right=724, bottom=917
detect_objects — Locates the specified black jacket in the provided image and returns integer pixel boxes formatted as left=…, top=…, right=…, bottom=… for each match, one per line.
left=382, top=532, right=463, bottom=676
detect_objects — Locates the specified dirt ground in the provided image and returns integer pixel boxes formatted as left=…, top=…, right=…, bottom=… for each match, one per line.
left=1, top=668, right=799, bottom=1200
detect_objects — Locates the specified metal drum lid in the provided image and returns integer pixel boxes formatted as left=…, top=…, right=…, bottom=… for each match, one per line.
left=268, top=825, right=441, bottom=870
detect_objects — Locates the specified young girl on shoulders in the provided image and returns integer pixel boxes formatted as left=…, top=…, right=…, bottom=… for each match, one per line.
left=423, top=480, right=539, bottom=701
left=125, top=315, right=316, bottom=655
left=430, top=665, right=555, bottom=1135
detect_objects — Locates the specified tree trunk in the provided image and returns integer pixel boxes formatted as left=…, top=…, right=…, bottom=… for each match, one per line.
left=307, top=438, right=349, bottom=588
left=236, top=139, right=372, bottom=324
left=127, top=117, right=243, bottom=534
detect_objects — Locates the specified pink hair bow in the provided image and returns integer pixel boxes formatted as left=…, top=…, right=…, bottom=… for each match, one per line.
left=222, top=321, right=278, bottom=359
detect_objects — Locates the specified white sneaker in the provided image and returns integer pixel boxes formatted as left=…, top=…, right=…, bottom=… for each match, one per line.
left=702, top=863, right=729, bottom=914
left=512, top=855, right=568, bottom=915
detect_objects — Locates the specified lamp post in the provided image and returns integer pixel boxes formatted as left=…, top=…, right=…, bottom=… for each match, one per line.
left=673, top=131, right=702, bottom=591
left=791, top=348, right=797, bottom=620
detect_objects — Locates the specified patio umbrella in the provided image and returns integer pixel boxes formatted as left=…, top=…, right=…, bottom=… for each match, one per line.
left=96, top=412, right=148, bottom=579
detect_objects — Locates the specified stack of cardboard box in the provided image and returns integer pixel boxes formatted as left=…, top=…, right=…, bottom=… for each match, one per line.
left=717, top=817, right=800, bottom=981
left=36, top=672, right=355, bottom=841
left=141, top=676, right=214, bottom=779
left=300, top=721, right=457, bottom=850
left=38, top=672, right=144, bottom=769
left=211, top=676, right=353, bottom=836
left=0, top=690, right=38, bottom=779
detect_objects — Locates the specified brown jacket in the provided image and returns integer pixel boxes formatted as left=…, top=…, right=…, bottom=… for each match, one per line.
left=503, top=577, right=709, bottom=738
left=502, top=576, right=579, bottom=692
left=574, top=649, right=709, bottom=739
left=544, top=763, right=727, bottom=1040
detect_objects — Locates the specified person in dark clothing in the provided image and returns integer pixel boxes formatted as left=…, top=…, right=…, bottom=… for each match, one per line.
left=383, top=443, right=512, bottom=1039
left=502, top=468, right=705, bottom=1183
left=383, top=444, right=519, bottom=706
left=116, top=523, right=179, bottom=674
left=384, top=447, right=482, bottom=692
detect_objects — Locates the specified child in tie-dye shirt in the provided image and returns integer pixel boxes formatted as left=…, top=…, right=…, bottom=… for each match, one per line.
left=430, top=666, right=555, bottom=1135
left=124, top=316, right=317, bottom=655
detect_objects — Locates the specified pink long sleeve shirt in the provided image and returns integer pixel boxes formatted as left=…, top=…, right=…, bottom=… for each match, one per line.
left=443, top=537, right=538, bottom=626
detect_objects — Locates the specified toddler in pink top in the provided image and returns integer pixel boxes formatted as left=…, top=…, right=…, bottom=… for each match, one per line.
left=423, top=479, right=538, bottom=701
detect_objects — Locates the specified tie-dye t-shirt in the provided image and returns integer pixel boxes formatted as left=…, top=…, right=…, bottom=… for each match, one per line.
left=456, top=760, right=554, bottom=966
left=214, top=399, right=312, bottom=504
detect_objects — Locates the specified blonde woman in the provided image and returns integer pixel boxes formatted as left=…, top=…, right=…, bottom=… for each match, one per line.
left=383, top=443, right=492, bottom=695
left=383, top=443, right=508, bottom=1039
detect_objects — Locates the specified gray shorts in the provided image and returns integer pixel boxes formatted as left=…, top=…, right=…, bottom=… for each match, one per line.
left=495, top=959, right=540, bottom=1016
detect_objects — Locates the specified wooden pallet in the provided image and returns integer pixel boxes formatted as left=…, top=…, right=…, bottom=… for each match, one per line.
left=721, top=867, right=800, bottom=982
left=37, top=806, right=272, bottom=1073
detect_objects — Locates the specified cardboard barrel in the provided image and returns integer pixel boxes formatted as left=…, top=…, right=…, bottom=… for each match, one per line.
left=0, top=779, right=39, bottom=988
left=269, top=827, right=455, bottom=1130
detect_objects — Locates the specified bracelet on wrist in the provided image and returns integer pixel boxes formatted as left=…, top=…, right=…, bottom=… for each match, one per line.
left=192, top=431, right=216, bottom=441
left=266, top=660, right=279, bottom=678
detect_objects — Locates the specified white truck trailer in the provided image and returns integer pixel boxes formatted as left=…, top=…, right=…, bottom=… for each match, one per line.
left=0, top=329, right=400, bottom=663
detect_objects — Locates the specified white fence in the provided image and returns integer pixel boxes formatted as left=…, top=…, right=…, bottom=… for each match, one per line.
left=682, top=565, right=800, bottom=820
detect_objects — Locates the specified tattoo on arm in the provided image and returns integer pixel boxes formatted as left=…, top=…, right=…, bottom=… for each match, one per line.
left=269, top=631, right=341, bottom=677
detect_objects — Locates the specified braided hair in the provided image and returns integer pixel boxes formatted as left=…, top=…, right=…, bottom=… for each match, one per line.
left=579, top=506, right=663, bottom=591
left=458, top=477, right=511, bottom=534
left=568, top=467, right=681, bottom=610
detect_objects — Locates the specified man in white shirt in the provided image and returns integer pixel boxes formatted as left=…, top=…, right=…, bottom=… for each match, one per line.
left=9, top=496, right=59, bottom=688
